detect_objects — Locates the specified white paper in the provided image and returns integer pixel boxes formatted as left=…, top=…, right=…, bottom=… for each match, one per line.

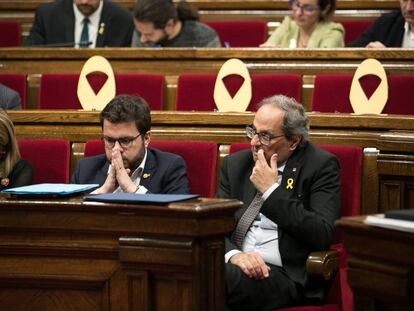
left=364, top=214, right=414, bottom=233
left=2, top=183, right=99, bottom=195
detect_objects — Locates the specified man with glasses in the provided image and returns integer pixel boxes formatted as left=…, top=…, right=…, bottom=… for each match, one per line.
left=218, top=95, right=340, bottom=310
left=349, top=0, right=414, bottom=47
left=72, top=95, right=189, bottom=194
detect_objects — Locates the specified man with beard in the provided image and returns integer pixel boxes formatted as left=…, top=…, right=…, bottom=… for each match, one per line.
left=25, top=0, right=134, bottom=47
left=218, top=95, right=340, bottom=310
left=131, top=0, right=221, bottom=47
left=349, top=0, right=414, bottom=47
left=72, top=95, right=189, bottom=194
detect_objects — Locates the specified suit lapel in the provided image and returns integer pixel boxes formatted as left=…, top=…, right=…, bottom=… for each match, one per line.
left=96, top=161, right=110, bottom=185
left=96, top=0, right=108, bottom=47
left=139, top=150, right=155, bottom=190
left=64, top=0, right=75, bottom=43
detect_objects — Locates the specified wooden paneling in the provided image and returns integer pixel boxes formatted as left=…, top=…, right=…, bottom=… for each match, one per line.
left=0, top=196, right=241, bottom=311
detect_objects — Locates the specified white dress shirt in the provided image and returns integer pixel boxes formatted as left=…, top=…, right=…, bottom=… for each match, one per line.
left=401, top=22, right=414, bottom=48
left=73, top=0, right=103, bottom=48
left=225, top=164, right=286, bottom=266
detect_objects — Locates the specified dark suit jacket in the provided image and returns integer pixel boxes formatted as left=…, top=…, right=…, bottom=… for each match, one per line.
left=217, top=140, right=340, bottom=300
left=0, top=83, right=21, bottom=109
left=26, top=0, right=134, bottom=47
left=348, top=11, right=405, bottom=47
left=71, top=148, right=189, bottom=194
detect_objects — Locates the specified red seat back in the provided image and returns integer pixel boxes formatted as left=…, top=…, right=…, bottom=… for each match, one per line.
left=0, top=74, right=27, bottom=109
left=312, top=74, right=414, bottom=115
left=18, top=139, right=70, bottom=184
left=204, top=21, right=267, bottom=47
left=39, top=73, right=164, bottom=110
left=0, top=21, right=21, bottom=47
left=84, top=140, right=218, bottom=197
left=176, top=73, right=302, bottom=111
left=340, top=20, right=374, bottom=45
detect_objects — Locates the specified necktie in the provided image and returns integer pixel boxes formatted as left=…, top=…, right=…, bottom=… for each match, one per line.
left=232, top=191, right=264, bottom=249
left=231, top=171, right=282, bottom=248
left=80, top=17, right=89, bottom=48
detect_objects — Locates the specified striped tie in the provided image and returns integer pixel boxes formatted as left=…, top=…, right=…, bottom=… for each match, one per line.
left=232, top=191, right=263, bottom=249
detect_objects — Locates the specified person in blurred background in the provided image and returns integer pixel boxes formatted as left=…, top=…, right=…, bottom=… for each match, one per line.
left=260, top=0, right=344, bottom=48
left=0, top=110, right=32, bottom=190
left=348, top=0, right=414, bottom=48
left=0, top=84, right=21, bottom=110
left=131, top=0, right=221, bottom=47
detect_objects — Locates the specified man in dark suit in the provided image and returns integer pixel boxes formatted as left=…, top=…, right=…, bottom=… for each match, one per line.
left=349, top=0, right=414, bottom=47
left=217, top=95, right=340, bottom=311
left=72, top=95, right=189, bottom=194
left=26, top=0, right=134, bottom=47
left=0, top=84, right=21, bottom=110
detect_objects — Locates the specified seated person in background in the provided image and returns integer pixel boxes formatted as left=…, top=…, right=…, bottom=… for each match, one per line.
left=218, top=95, right=340, bottom=310
left=348, top=0, right=414, bottom=48
left=0, top=84, right=21, bottom=110
left=0, top=110, right=33, bottom=190
left=261, top=0, right=344, bottom=48
left=25, top=0, right=134, bottom=47
left=131, top=0, right=221, bottom=47
left=72, top=95, right=189, bottom=194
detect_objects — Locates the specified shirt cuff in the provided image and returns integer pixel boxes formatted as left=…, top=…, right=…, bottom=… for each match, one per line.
left=262, top=181, right=280, bottom=200
left=225, top=249, right=242, bottom=263
left=135, top=185, right=148, bottom=194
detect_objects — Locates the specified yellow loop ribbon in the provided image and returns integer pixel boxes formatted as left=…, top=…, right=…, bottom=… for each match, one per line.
left=286, top=178, right=294, bottom=190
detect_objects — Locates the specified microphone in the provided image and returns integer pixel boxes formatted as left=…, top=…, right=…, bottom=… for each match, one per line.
left=27, top=41, right=93, bottom=48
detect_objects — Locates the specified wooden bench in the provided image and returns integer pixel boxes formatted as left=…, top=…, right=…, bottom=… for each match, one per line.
left=1, top=48, right=414, bottom=111
left=8, top=110, right=414, bottom=214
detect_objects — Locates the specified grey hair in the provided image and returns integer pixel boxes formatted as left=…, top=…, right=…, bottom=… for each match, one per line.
left=257, top=95, right=309, bottom=141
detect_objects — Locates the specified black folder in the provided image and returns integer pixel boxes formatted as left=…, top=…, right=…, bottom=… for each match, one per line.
left=384, top=209, right=414, bottom=222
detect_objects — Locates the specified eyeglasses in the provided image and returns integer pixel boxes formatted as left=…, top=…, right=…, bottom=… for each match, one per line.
left=289, top=0, right=319, bottom=13
left=245, top=125, right=285, bottom=146
left=102, top=133, right=142, bottom=149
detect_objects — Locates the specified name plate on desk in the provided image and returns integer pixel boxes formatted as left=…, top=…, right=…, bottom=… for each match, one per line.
left=84, top=193, right=199, bottom=204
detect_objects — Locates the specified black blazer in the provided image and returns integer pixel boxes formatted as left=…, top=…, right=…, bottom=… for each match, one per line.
left=26, top=0, right=134, bottom=47
left=217, top=140, right=340, bottom=300
left=72, top=148, right=189, bottom=194
left=348, top=11, right=405, bottom=47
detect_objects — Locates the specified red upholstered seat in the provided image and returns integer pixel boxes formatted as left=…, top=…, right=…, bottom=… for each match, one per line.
left=18, top=139, right=70, bottom=184
left=0, top=21, right=21, bottom=47
left=0, top=74, right=27, bottom=109
left=176, top=73, right=302, bottom=111
left=84, top=140, right=217, bottom=197
left=340, top=19, right=374, bottom=45
left=39, top=73, right=164, bottom=110
left=229, top=143, right=362, bottom=311
left=312, top=74, right=414, bottom=114
left=204, top=21, right=267, bottom=47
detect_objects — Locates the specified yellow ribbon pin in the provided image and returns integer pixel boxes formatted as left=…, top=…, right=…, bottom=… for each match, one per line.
left=286, top=178, right=294, bottom=190
left=142, top=173, right=151, bottom=179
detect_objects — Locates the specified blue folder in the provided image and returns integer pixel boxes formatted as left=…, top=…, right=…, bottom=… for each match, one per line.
left=2, top=183, right=99, bottom=197
left=84, top=193, right=199, bottom=204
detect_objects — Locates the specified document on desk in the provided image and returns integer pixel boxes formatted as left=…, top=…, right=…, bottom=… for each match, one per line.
left=364, top=214, right=414, bottom=233
left=84, top=193, right=199, bottom=204
left=2, top=183, right=99, bottom=196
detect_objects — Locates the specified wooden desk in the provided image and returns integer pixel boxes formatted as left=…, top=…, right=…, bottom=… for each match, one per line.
left=336, top=216, right=414, bottom=310
left=0, top=195, right=241, bottom=311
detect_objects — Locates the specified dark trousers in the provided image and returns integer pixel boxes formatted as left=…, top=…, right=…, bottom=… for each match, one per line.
left=225, top=263, right=302, bottom=311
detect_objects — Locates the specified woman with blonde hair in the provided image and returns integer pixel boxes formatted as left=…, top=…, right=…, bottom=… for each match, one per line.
left=0, top=110, right=32, bottom=189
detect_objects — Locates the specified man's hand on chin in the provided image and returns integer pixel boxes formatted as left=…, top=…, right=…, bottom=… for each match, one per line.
left=230, top=252, right=271, bottom=280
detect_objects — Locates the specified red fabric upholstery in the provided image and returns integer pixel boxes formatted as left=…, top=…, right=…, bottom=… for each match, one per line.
left=229, top=143, right=362, bottom=311
left=39, top=73, right=164, bottom=110
left=0, top=21, right=21, bottom=47
left=340, top=20, right=374, bottom=45
left=0, top=74, right=27, bottom=109
left=312, top=74, right=414, bottom=114
left=18, top=139, right=70, bottom=184
left=204, top=21, right=267, bottom=47
left=176, top=73, right=302, bottom=111
left=84, top=140, right=218, bottom=197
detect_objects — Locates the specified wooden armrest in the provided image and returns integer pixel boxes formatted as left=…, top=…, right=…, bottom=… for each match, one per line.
left=306, top=250, right=339, bottom=280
